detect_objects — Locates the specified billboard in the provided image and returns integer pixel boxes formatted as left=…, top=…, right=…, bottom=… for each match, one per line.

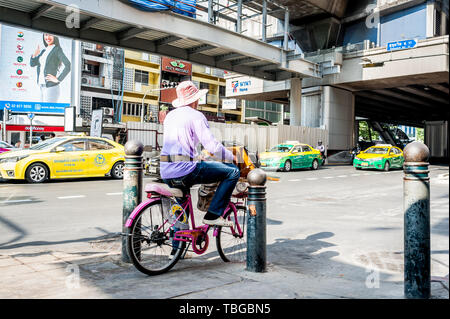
left=226, top=76, right=263, bottom=97
left=0, top=24, right=72, bottom=114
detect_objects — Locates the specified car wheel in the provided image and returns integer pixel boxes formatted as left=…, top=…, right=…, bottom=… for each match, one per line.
left=25, top=163, right=49, bottom=183
left=111, top=161, right=124, bottom=179
left=284, top=160, right=292, bottom=172
left=311, top=159, right=319, bottom=170
left=355, top=167, right=362, bottom=170
left=383, top=161, right=390, bottom=172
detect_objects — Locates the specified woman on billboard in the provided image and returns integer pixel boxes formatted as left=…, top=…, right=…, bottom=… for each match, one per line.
left=30, top=33, right=71, bottom=103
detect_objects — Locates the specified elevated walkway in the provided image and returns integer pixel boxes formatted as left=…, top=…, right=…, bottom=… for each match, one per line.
left=0, top=0, right=321, bottom=81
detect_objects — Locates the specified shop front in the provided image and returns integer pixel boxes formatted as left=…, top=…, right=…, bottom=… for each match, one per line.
left=0, top=123, right=64, bottom=147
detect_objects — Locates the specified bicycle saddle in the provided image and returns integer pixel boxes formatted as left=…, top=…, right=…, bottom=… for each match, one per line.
left=145, top=183, right=184, bottom=198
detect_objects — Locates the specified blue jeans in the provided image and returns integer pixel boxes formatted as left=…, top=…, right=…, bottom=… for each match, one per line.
left=163, top=161, right=240, bottom=217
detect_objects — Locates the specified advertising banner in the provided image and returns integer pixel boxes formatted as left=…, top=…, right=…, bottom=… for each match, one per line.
left=226, top=76, right=263, bottom=97
left=222, top=99, right=237, bottom=110
left=0, top=25, right=72, bottom=114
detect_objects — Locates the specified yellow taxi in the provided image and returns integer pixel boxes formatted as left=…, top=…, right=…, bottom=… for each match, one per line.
left=0, top=136, right=125, bottom=183
left=353, top=144, right=404, bottom=171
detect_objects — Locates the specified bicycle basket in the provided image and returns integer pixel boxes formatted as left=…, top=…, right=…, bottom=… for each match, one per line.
left=161, top=197, right=189, bottom=230
left=197, top=182, right=219, bottom=212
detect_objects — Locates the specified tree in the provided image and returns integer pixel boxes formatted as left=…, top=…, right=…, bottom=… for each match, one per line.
left=358, top=121, right=379, bottom=141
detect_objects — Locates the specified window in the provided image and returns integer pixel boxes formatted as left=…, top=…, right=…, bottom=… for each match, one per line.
left=199, top=82, right=209, bottom=90
left=59, top=140, right=86, bottom=152
left=219, top=85, right=226, bottom=97
left=303, top=146, right=311, bottom=152
left=89, top=140, right=114, bottom=150
left=292, top=146, right=302, bottom=153
left=135, top=70, right=149, bottom=84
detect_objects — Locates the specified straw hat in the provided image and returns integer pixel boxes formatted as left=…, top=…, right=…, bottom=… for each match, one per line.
left=172, top=81, right=208, bottom=108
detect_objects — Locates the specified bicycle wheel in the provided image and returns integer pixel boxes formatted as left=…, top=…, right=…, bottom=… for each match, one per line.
left=126, top=198, right=186, bottom=276
left=216, top=205, right=247, bottom=263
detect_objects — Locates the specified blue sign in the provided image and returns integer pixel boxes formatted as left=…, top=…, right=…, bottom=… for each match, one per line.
left=387, top=39, right=417, bottom=52
left=0, top=101, right=69, bottom=114
left=27, top=113, right=35, bottom=120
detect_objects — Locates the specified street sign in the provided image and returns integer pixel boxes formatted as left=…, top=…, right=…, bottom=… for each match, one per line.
left=387, top=39, right=417, bottom=52
left=27, top=113, right=35, bottom=120
left=90, top=109, right=103, bottom=137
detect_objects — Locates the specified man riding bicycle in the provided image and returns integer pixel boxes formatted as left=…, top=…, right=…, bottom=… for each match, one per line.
left=160, top=81, right=240, bottom=228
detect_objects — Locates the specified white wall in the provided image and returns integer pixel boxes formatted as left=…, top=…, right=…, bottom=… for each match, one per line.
left=323, top=86, right=355, bottom=151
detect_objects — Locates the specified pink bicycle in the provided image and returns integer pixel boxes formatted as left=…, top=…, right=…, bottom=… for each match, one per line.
left=125, top=182, right=248, bottom=276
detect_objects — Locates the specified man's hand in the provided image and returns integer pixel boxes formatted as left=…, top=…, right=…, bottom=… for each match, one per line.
left=233, top=154, right=238, bottom=164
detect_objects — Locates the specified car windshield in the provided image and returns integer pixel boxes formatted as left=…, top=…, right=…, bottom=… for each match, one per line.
left=269, top=145, right=292, bottom=153
left=0, top=141, right=13, bottom=148
left=365, top=147, right=389, bottom=154
left=29, top=137, right=66, bottom=150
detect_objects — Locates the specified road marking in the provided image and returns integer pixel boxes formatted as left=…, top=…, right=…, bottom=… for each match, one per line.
left=288, top=179, right=301, bottom=182
left=363, top=173, right=371, bottom=176
left=323, top=176, right=334, bottom=179
left=106, top=192, right=122, bottom=196
left=337, top=175, right=348, bottom=178
left=351, top=174, right=361, bottom=176
left=306, top=178, right=318, bottom=181
left=57, top=195, right=86, bottom=200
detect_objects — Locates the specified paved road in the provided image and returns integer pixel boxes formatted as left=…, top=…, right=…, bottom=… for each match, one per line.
left=0, top=164, right=448, bottom=296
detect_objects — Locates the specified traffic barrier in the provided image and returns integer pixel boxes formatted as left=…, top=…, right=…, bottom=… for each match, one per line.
left=246, top=168, right=267, bottom=272
left=122, top=140, right=144, bottom=263
left=403, top=142, right=431, bottom=299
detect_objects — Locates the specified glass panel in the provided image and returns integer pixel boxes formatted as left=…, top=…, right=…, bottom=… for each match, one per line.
left=60, top=140, right=86, bottom=152
left=89, top=140, right=114, bottom=150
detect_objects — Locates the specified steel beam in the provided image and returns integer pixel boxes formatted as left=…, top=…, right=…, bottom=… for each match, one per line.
left=397, top=86, right=449, bottom=105
left=187, top=44, right=216, bottom=55
left=30, top=4, right=55, bottom=20
left=117, top=27, right=147, bottom=41
left=231, top=57, right=259, bottom=66
left=215, top=52, right=243, bottom=62
left=262, top=0, right=267, bottom=42
left=155, top=35, right=182, bottom=46
left=80, top=17, right=103, bottom=31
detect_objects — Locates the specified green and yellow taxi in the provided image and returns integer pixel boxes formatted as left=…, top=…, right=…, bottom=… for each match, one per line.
left=0, top=136, right=125, bottom=183
left=259, top=141, right=323, bottom=172
left=353, top=144, right=404, bottom=171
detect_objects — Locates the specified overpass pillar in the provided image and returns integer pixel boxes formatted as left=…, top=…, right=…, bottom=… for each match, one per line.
left=289, top=78, right=302, bottom=126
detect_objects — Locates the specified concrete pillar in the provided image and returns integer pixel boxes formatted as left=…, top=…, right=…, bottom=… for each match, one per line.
left=322, top=86, right=355, bottom=152
left=71, top=40, right=82, bottom=118
left=289, top=78, right=302, bottom=126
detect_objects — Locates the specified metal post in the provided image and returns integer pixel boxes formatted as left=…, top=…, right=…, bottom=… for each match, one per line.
left=403, top=142, right=431, bottom=299
left=284, top=9, right=290, bottom=51
left=236, top=0, right=242, bottom=34
left=122, top=140, right=144, bottom=263
left=208, top=0, right=214, bottom=24
left=246, top=168, right=267, bottom=272
left=262, top=0, right=267, bottom=42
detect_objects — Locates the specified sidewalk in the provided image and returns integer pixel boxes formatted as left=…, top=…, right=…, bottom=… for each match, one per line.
left=0, top=234, right=448, bottom=299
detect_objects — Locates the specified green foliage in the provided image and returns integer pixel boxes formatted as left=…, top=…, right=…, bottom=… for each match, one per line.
left=416, top=128, right=424, bottom=142
left=358, top=121, right=379, bottom=141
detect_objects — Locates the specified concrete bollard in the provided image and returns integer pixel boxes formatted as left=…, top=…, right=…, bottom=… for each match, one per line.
left=403, top=142, right=431, bottom=299
left=122, top=140, right=144, bottom=263
left=246, top=168, right=267, bottom=272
